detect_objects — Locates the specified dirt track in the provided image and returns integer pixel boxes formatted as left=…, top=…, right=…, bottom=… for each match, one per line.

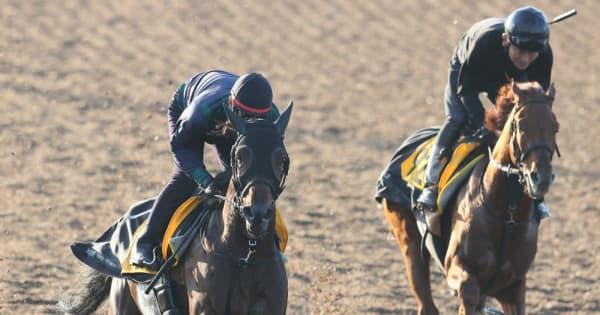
left=1, top=1, right=599, bottom=314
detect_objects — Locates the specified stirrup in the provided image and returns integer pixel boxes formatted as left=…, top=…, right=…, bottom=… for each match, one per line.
left=132, top=244, right=161, bottom=270
left=417, top=201, right=437, bottom=212
left=416, top=186, right=438, bottom=212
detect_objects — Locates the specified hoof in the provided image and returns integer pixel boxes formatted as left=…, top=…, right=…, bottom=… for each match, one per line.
left=483, top=306, right=504, bottom=315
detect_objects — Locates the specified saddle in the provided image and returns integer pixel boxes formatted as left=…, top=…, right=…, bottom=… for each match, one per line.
left=375, top=127, right=488, bottom=272
left=401, top=136, right=486, bottom=213
left=71, top=195, right=288, bottom=283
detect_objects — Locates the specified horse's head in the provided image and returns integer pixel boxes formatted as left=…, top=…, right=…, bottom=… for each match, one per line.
left=497, top=81, right=560, bottom=200
left=224, top=102, right=293, bottom=239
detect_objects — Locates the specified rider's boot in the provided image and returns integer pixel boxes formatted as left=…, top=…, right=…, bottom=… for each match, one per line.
left=417, top=143, right=448, bottom=236
left=132, top=236, right=161, bottom=270
left=132, top=195, right=185, bottom=271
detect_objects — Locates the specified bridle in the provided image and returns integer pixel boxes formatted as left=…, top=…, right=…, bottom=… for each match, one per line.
left=485, top=98, right=560, bottom=225
left=488, top=100, right=560, bottom=184
left=228, top=123, right=290, bottom=212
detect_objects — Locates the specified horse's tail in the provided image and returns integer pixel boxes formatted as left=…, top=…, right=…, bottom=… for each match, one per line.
left=57, top=266, right=112, bottom=315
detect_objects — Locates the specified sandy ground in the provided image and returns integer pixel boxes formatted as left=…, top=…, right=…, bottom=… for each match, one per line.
left=1, top=1, right=599, bottom=314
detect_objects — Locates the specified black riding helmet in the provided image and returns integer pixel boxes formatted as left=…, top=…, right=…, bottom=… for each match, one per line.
left=505, top=6, right=549, bottom=52
left=229, top=72, right=273, bottom=118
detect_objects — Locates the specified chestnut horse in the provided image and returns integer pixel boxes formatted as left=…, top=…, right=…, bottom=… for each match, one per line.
left=382, top=81, right=559, bottom=315
left=60, top=104, right=293, bottom=314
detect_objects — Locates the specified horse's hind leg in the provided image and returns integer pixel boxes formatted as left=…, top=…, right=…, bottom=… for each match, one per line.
left=382, top=198, right=439, bottom=315
left=108, top=279, right=141, bottom=315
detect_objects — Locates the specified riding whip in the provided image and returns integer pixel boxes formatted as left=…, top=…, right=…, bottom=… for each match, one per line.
left=549, top=8, right=576, bottom=25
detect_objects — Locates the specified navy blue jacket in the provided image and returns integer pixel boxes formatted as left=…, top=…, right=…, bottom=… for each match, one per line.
left=169, top=70, right=280, bottom=186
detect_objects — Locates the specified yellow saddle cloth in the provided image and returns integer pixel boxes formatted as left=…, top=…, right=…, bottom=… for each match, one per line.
left=121, top=196, right=289, bottom=277
left=400, top=136, right=485, bottom=211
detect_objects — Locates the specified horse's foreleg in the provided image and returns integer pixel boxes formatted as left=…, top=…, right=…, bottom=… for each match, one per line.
left=496, top=279, right=526, bottom=315
left=446, top=256, right=482, bottom=315
left=108, top=279, right=141, bottom=315
left=382, top=199, right=439, bottom=315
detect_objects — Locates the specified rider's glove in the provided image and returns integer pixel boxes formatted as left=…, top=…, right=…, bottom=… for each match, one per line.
left=200, top=179, right=220, bottom=196
left=192, top=168, right=213, bottom=194
left=198, top=169, right=232, bottom=196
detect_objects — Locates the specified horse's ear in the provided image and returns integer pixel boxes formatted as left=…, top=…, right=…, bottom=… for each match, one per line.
left=545, top=82, right=556, bottom=102
left=224, top=99, right=247, bottom=135
left=275, top=101, right=294, bottom=135
left=511, top=80, right=524, bottom=106
left=511, top=80, right=521, bottom=95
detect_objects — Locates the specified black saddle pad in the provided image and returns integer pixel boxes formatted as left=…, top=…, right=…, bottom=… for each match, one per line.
left=70, top=196, right=214, bottom=283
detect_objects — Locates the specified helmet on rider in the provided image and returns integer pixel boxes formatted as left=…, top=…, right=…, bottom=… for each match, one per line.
left=504, top=6, right=549, bottom=52
left=229, top=73, right=273, bottom=119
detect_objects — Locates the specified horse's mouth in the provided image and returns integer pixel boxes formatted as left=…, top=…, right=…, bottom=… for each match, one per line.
left=524, top=177, right=551, bottom=200
left=245, top=219, right=269, bottom=239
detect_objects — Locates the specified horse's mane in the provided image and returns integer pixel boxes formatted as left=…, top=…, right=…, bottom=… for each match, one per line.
left=484, top=81, right=548, bottom=134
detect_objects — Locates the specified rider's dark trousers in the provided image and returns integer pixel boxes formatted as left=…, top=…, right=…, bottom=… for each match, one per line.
left=139, top=84, right=198, bottom=246
left=436, top=57, right=468, bottom=153
left=424, top=58, right=471, bottom=185
left=140, top=167, right=198, bottom=245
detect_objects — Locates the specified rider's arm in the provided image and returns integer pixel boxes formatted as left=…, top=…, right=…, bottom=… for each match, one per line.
left=459, top=95, right=485, bottom=131
left=455, top=31, right=496, bottom=131
left=170, top=105, right=213, bottom=187
left=454, top=59, right=486, bottom=131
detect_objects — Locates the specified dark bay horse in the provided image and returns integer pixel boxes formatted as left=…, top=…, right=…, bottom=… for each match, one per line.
left=60, top=104, right=293, bottom=314
left=382, top=81, right=559, bottom=315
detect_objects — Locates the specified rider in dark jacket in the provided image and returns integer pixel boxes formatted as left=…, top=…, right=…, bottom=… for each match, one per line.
left=133, top=71, right=280, bottom=269
left=417, top=7, right=553, bottom=222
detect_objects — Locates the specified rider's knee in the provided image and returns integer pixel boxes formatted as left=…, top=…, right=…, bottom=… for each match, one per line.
left=445, top=109, right=467, bottom=126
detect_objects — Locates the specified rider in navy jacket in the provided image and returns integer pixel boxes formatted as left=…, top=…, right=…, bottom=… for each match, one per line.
left=133, top=71, right=279, bottom=269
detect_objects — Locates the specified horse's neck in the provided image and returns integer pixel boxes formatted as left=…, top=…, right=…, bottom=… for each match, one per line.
left=483, top=125, right=534, bottom=221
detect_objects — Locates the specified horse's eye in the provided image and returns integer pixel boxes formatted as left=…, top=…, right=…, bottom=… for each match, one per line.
left=236, top=146, right=252, bottom=175
left=272, top=148, right=288, bottom=180
left=518, top=121, right=527, bottom=134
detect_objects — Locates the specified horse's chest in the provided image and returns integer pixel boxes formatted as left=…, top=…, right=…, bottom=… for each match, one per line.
left=465, top=225, right=538, bottom=292
left=203, top=261, right=283, bottom=314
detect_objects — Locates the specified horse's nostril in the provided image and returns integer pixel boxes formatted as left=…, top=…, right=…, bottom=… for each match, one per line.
left=243, top=206, right=254, bottom=220
left=530, top=171, right=539, bottom=183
